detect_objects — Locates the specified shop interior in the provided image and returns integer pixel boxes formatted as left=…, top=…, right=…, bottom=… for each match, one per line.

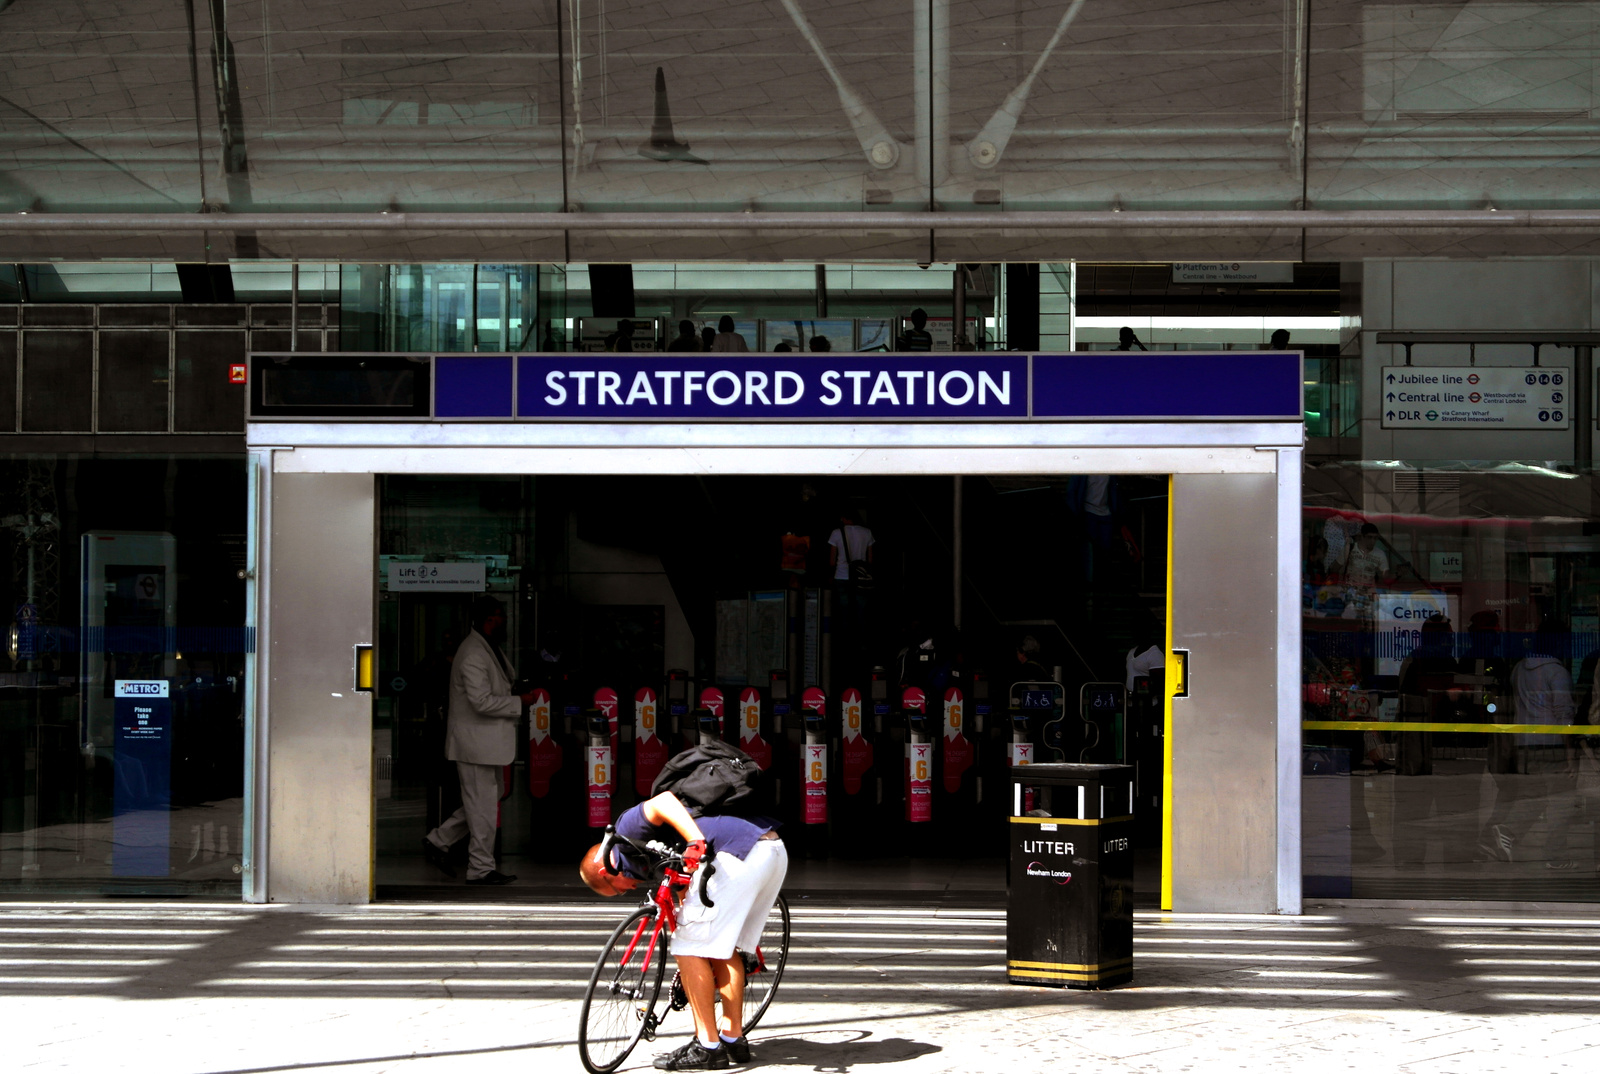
left=372, top=473, right=1170, bottom=901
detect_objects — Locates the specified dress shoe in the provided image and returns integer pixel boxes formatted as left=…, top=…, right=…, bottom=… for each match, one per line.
left=465, top=870, right=517, bottom=886
left=421, top=837, right=456, bottom=878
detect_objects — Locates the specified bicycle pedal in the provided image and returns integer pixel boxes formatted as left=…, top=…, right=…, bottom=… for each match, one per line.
left=641, top=1011, right=659, bottom=1041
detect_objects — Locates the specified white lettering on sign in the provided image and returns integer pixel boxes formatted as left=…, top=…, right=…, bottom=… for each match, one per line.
left=547, top=367, right=1008, bottom=409
left=1172, top=262, right=1295, bottom=284
left=114, top=680, right=169, bottom=698
left=1020, top=839, right=1076, bottom=855
left=1376, top=590, right=1459, bottom=675
left=1104, top=837, right=1130, bottom=853
left=1381, top=367, right=1570, bottom=429
left=387, top=562, right=487, bottom=592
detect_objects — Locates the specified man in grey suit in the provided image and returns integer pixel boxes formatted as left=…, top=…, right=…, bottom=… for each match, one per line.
left=423, top=595, right=535, bottom=885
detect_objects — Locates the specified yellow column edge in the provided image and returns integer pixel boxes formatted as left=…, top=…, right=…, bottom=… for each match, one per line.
left=1161, top=474, right=1175, bottom=912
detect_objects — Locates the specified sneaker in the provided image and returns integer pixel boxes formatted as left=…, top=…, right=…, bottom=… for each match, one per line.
left=1546, top=860, right=1581, bottom=871
left=421, top=837, right=456, bottom=879
left=653, top=1040, right=728, bottom=1071
left=721, top=1036, right=751, bottom=1064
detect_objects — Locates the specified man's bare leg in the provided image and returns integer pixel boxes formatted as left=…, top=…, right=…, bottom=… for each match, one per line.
left=711, top=955, right=746, bottom=1038
left=675, top=955, right=719, bottom=1043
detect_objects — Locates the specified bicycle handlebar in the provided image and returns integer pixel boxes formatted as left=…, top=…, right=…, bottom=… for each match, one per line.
left=598, top=823, right=716, bottom=906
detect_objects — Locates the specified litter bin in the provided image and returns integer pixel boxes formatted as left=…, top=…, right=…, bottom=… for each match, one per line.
left=1007, top=763, right=1134, bottom=989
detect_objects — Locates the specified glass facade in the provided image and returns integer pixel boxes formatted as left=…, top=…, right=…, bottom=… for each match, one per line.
left=1304, top=463, right=1600, bottom=901
left=4, top=1, right=1599, bottom=223
left=0, top=455, right=249, bottom=893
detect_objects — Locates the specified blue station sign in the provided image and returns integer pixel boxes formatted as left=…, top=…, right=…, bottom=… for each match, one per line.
left=252, top=351, right=1303, bottom=423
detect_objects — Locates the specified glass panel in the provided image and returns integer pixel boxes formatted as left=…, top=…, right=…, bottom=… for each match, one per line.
left=563, top=0, right=910, bottom=213
left=0, top=332, right=15, bottom=432
left=0, top=3, right=210, bottom=213
left=0, top=456, right=248, bottom=895
left=223, top=9, right=563, bottom=210
left=1304, top=462, right=1600, bottom=901
left=96, top=331, right=169, bottom=432
left=1309, top=3, right=1600, bottom=210
left=20, top=331, right=93, bottom=432
left=174, top=330, right=247, bottom=433
left=761, top=318, right=854, bottom=353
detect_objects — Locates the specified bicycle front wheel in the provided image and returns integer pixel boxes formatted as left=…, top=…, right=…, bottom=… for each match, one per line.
left=740, top=893, right=790, bottom=1032
left=579, top=907, right=669, bottom=1074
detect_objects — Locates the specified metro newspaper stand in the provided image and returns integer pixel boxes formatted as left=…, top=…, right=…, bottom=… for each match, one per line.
left=1007, top=763, right=1134, bottom=989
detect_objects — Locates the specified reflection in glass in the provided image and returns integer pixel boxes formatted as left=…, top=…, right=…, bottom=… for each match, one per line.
left=1303, top=463, right=1600, bottom=900
left=0, top=458, right=247, bottom=893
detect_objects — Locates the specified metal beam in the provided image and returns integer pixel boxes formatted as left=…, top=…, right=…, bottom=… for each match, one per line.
left=1375, top=331, right=1600, bottom=344
left=14, top=209, right=1600, bottom=234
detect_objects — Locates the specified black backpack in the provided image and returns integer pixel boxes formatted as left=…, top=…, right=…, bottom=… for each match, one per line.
left=651, top=739, right=766, bottom=817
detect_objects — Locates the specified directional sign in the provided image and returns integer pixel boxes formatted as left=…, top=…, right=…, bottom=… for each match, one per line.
left=1380, top=367, right=1570, bottom=429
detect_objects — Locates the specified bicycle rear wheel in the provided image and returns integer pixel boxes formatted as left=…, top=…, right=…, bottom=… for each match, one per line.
left=579, top=907, right=669, bottom=1074
left=740, top=894, right=790, bottom=1032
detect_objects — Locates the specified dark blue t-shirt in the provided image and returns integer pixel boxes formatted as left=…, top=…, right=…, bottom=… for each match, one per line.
left=612, top=804, right=776, bottom=880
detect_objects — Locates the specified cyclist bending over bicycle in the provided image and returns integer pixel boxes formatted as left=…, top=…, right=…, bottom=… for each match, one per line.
left=581, top=791, right=787, bottom=1070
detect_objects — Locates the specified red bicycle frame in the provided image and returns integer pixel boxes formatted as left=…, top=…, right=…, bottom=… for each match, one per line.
left=615, top=865, right=694, bottom=981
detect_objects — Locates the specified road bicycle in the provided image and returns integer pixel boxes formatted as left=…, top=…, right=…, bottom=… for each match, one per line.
left=578, top=826, right=790, bottom=1074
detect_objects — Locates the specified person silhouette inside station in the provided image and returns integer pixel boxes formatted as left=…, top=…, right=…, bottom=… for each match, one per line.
left=711, top=315, right=749, bottom=352
left=1270, top=328, right=1291, bottom=350
left=898, top=308, right=933, bottom=351
left=1116, top=326, right=1147, bottom=351
left=604, top=319, right=636, bottom=352
left=668, top=319, right=700, bottom=351
left=700, top=325, right=717, bottom=351
left=809, top=335, right=832, bottom=352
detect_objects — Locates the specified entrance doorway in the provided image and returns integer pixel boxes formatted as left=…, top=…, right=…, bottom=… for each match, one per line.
left=373, top=474, right=1169, bottom=901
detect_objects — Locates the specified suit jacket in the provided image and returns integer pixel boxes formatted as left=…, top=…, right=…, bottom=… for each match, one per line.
left=445, top=629, right=522, bottom=765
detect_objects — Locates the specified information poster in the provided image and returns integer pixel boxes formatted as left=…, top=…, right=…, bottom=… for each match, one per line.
left=841, top=687, right=873, bottom=794
left=634, top=687, right=666, bottom=796
left=942, top=687, right=973, bottom=792
left=802, top=744, right=828, bottom=824
left=739, top=687, right=771, bottom=770
left=113, top=680, right=172, bottom=877
left=527, top=688, right=562, bottom=798
left=586, top=745, right=612, bottom=827
left=906, top=743, right=933, bottom=823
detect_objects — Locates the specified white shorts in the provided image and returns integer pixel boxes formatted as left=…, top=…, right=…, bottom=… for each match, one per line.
left=672, top=838, right=788, bottom=960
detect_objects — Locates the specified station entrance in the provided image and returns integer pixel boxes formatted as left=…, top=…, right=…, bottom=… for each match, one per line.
left=248, top=346, right=1301, bottom=913
left=371, top=473, right=1170, bottom=901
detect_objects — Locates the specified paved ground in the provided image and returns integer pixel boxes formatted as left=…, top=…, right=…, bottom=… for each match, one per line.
left=8, top=899, right=1600, bottom=1074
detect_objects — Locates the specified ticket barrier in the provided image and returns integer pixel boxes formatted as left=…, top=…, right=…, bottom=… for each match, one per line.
left=1077, top=682, right=1127, bottom=765
left=1128, top=670, right=1165, bottom=846
left=768, top=669, right=794, bottom=820
left=522, top=679, right=594, bottom=861
left=903, top=687, right=934, bottom=853
left=935, top=672, right=981, bottom=845
left=666, top=668, right=694, bottom=751
left=797, top=688, right=830, bottom=858
left=1011, top=680, right=1067, bottom=761
left=834, top=684, right=878, bottom=858
left=585, top=708, right=614, bottom=831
